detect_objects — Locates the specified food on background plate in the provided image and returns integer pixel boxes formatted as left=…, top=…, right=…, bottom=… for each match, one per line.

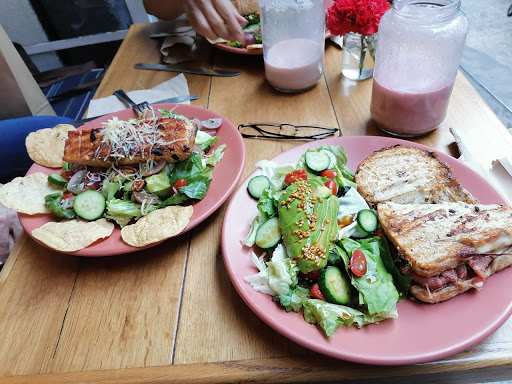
left=232, top=0, right=259, bottom=16
left=378, top=201, right=512, bottom=303
left=32, top=219, right=115, bottom=252
left=121, top=205, right=193, bottom=247
left=354, top=145, right=478, bottom=209
left=26, top=124, right=76, bottom=168
left=0, top=172, right=62, bottom=214
left=0, top=108, right=226, bottom=252
left=208, top=13, right=262, bottom=51
left=242, top=145, right=411, bottom=337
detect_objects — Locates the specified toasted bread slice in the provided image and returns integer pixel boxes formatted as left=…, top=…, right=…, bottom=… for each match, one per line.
left=63, top=117, right=197, bottom=167
left=378, top=201, right=512, bottom=303
left=354, top=146, right=478, bottom=208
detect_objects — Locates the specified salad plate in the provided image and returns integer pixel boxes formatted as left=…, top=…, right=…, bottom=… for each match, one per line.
left=20, top=104, right=246, bottom=257
left=221, top=135, right=512, bottom=365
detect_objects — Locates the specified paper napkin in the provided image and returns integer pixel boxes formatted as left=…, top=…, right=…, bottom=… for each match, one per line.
left=86, top=74, right=190, bottom=118
left=160, top=18, right=197, bottom=64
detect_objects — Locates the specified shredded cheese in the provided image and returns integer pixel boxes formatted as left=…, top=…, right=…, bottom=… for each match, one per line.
left=93, top=111, right=184, bottom=162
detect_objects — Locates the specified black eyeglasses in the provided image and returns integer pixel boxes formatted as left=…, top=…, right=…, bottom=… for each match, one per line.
left=238, top=123, right=340, bottom=140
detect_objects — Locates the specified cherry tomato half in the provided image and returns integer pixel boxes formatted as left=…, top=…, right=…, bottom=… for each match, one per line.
left=310, top=283, right=325, bottom=300
left=303, top=269, right=322, bottom=281
left=62, top=192, right=74, bottom=200
left=284, top=169, right=308, bottom=185
left=170, top=178, right=188, bottom=195
left=320, top=169, right=337, bottom=179
left=375, top=227, right=385, bottom=239
left=324, top=179, right=338, bottom=196
left=350, top=250, right=367, bottom=277
left=60, top=170, right=75, bottom=181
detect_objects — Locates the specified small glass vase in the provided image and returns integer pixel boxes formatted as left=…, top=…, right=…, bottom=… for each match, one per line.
left=341, top=32, right=377, bottom=81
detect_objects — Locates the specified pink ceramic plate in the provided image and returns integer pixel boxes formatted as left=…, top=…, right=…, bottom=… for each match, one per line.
left=222, top=136, right=512, bottom=365
left=20, top=104, right=245, bottom=257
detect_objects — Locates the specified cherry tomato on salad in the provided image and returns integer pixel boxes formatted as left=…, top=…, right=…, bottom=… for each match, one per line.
left=284, top=169, right=308, bottom=185
left=60, top=170, right=74, bottom=181
left=303, top=269, right=322, bottom=281
left=320, top=169, right=337, bottom=179
left=170, top=178, right=187, bottom=195
left=375, top=227, right=385, bottom=239
left=310, top=283, right=326, bottom=300
left=350, top=250, right=367, bottom=277
left=62, top=192, right=74, bottom=200
left=324, top=179, right=338, bottom=196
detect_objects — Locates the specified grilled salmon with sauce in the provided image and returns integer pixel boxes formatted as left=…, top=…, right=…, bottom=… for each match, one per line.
left=63, top=117, right=197, bottom=166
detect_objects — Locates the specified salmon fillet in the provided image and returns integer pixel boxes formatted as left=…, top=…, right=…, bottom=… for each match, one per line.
left=63, top=117, right=198, bottom=166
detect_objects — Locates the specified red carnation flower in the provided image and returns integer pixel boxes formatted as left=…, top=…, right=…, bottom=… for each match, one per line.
left=327, top=0, right=390, bottom=36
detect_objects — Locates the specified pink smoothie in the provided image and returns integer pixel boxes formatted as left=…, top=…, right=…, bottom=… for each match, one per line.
left=370, top=78, right=455, bottom=136
left=264, top=39, right=323, bottom=92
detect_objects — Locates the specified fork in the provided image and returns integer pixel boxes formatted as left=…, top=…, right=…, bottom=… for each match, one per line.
left=113, top=89, right=153, bottom=115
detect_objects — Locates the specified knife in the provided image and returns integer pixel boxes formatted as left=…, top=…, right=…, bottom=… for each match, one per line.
left=135, top=63, right=241, bottom=77
left=69, top=94, right=199, bottom=127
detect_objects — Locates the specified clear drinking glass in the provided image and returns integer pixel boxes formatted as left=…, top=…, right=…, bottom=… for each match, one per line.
left=370, top=0, right=468, bottom=137
left=259, top=0, right=325, bottom=93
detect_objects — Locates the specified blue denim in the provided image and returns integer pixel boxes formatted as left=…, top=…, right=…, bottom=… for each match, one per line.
left=0, top=116, right=73, bottom=183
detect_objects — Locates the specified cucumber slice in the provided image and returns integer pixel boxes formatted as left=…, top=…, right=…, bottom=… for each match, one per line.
left=356, top=209, right=379, bottom=232
left=48, top=173, right=68, bottom=188
left=247, top=175, right=271, bottom=199
left=305, top=150, right=331, bottom=172
left=318, top=266, right=352, bottom=305
left=73, top=190, right=106, bottom=221
left=255, top=217, right=281, bottom=249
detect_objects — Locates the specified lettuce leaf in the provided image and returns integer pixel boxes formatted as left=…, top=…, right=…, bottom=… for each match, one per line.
left=244, top=244, right=298, bottom=296
left=303, top=299, right=398, bottom=337
left=338, top=238, right=400, bottom=315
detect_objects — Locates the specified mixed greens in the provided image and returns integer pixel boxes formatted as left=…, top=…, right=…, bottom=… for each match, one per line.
left=243, top=145, right=411, bottom=337
left=226, top=14, right=262, bottom=48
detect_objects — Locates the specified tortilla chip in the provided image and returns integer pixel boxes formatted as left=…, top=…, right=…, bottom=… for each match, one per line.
left=32, top=218, right=115, bottom=252
left=26, top=124, right=75, bottom=168
left=0, top=172, right=61, bottom=214
left=121, top=205, right=193, bottom=247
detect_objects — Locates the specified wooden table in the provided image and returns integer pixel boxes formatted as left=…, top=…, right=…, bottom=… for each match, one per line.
left=1, top=22, right=512, bottom=383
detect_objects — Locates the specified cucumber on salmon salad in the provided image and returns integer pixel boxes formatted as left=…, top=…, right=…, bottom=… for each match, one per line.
left=43, top=109, right=226, bottom=227
left=242, top=145, right=412, bottom=337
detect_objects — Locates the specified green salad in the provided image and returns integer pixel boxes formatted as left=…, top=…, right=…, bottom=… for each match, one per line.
left=243, top=145, right=411, bottom=337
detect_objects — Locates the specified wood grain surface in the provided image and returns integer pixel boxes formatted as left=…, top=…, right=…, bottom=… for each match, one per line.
left=0, top=21, right=511, bottom=383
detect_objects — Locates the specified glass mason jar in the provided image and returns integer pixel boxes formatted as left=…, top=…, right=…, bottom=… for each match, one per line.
left=370, top=0, right=468, bottom=137
left=259, top=0, right=325, bottom=93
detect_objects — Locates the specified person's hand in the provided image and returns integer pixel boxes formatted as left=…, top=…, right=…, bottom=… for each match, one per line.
left=183, top=0, right=247, bottom=43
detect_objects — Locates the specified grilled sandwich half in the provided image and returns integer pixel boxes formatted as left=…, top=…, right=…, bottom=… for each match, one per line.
left=63, top=117, right=197, bottom=167
left=378, top=201, right=512, bottom=303
left=354, top=146, right=478, bottom=209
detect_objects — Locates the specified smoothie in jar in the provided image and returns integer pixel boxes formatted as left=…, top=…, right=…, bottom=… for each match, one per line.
left=370, top=78, right=455, bottom=137
left=264, top=38, right=324, bottom=92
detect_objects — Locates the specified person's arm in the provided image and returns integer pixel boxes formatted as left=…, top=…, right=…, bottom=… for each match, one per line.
left=142, top=0, right=185, bottom=20
left=143, top=0, right=246, bottom=44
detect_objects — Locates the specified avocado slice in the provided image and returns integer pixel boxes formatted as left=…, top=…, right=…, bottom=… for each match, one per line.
left=278, top=178, right=339, bottom=274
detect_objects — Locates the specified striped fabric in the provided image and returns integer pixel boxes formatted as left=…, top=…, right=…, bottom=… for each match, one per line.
left=42, top=68, right=105, bottom=120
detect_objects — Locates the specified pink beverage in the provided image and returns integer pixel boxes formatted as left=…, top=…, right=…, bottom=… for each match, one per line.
left=370, top=78, right=455, bottom=136
left=264, top=39, right=323, bottom=92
